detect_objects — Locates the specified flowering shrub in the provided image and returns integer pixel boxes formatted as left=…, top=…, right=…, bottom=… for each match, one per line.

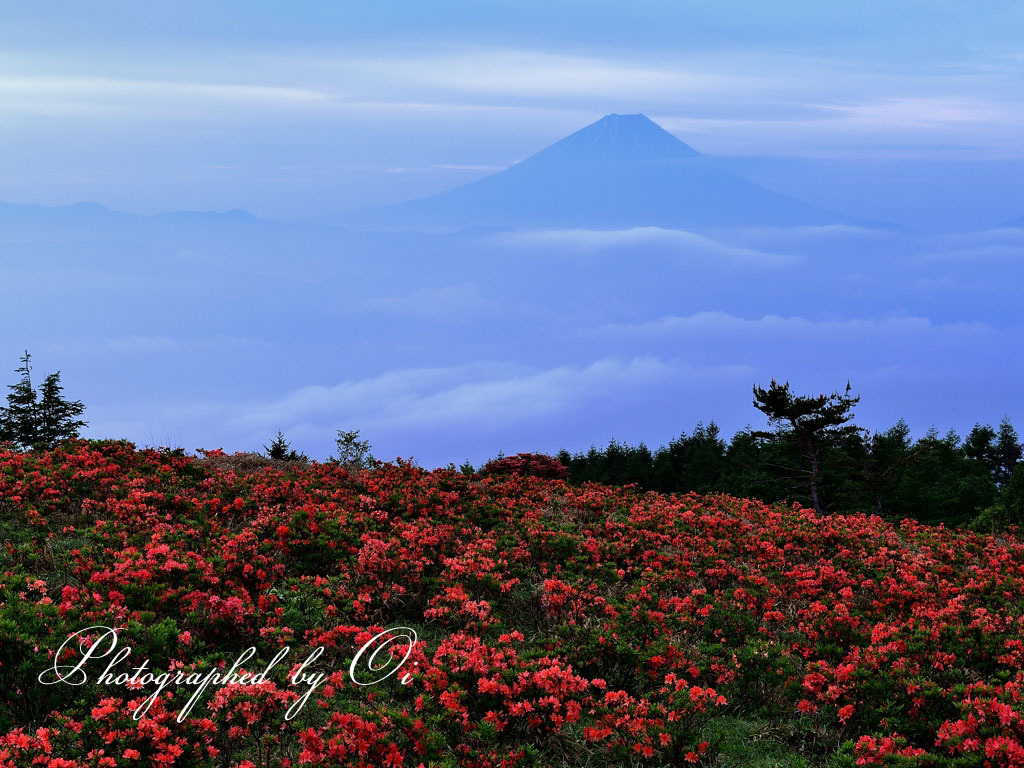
left=2, top=440, right=1024, bottom=766
left=479, top=453, right=567, bottom=481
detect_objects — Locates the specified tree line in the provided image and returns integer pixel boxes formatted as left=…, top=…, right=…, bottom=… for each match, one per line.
left=3, top=353, right=1021, bottom=531
left=557, top=380, right=1023, bottom=531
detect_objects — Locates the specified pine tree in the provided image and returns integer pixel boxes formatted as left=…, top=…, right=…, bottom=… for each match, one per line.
left=752, top=380, right=863, bottom=516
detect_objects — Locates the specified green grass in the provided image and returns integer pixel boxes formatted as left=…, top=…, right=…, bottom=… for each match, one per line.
left=702, top=717, right=824, bottom=768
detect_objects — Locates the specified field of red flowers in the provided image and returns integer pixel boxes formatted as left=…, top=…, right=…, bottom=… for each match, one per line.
left=2, top=441, right=1024, bottom=767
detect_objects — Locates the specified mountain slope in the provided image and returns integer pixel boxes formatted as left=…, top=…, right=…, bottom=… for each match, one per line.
left=350, top=113, right=844, bottom=231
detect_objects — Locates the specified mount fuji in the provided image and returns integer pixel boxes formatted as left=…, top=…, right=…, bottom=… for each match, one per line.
left=350, top=113, right=846, bottom=231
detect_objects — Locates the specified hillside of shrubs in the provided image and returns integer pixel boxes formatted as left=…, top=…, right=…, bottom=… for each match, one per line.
left=3, top=440, right=1024, bottom=767
left=3, top=353, right=1022, bottom=532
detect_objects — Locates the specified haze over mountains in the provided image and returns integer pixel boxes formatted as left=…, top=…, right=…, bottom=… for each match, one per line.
left=5, top=114, right=1024, bottom=236
left=2, top=112, right=1024, bottom=464
left=0, top=201, right=271, bottom=241
left=350, top=113, right=845, bottom=231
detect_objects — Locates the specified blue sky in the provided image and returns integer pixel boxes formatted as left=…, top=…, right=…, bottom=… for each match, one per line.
left=2, top=2, right=1023, bottom=464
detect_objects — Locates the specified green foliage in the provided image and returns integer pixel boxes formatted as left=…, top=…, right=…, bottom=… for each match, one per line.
left=857, top=420, right=913, bottom=515
left=0, top=578, right=67, bottom=730
left=6, top=440, right=1024, bottom=765
left=970, top=463, right=1024, bottom=533
left=720, top=428, right=788, bottom=504
left=888, top=427, right=996, bottom=526
left=37, top=372, right=87, bottom=447
left=555, top=384, right=1021, bottom=528
left=701, top=717, right=815, bottom=767
left=332, top=428, right=376, bottom=469
left=559, top=437, right=657, bottom=488
left=652, top=422, right=728, bottom=494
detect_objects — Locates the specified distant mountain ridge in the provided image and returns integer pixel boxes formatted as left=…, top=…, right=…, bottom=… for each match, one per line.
left=348, top=113, right=847, bottom=231
left=0, top=201, right=271, bottom=242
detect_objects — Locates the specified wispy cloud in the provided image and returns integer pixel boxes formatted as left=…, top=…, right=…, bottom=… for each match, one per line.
left=343, top=49, right=775, bottom=101
left=501, top=227, right=801, bottom=266
left=596, top=312, right=996, bottom=339
left=0, top=76, right=328, bottom=102
left=5, top=44, right=1024, bottom=171
left=433, top=163, right=507, bottom=171
left=385, top=164, right=507, bottom=174
left=0, top=76, right=330, bottom=118
left=890, top=226, right=1024, bottom=263
left=230, top=357, right=747, bottom=433
left=817, top=97, right=1008, bottom=128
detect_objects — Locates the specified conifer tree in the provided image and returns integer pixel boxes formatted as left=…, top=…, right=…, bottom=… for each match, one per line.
left=37, top=371, right=87, bottom=448
left=264, top=430, right=307, bottom=462
left=752, top=380, right=862, bottom=516
left=265, top=430, right=292, bottom=460
left=860, top=419, right=914, bottom=516
left=0, top=352, right=87, bottom=449
left=0, top=352, right=39, bottom=447
left=994, top=418, right=1022, bottom=488
left=965, top=423, right=998, bottom=476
